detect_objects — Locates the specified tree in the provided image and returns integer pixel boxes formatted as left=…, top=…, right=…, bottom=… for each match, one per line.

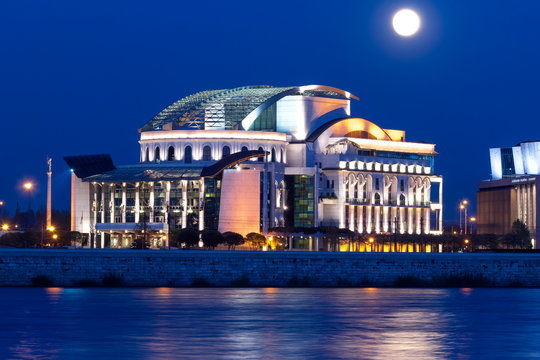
left=511, top=219, right=532, bottom=249
left=171, top=228, right=199, bottom=248
left=223, top=231, right=244, bottom=250
left=131, top=237, right=150, bottom=249
left=246, top=232, right=266, bottom=250
left=201, top=230, right=224, bottom=249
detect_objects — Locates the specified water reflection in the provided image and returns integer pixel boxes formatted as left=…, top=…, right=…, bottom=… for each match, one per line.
left=1, top=288, right=540, bottom=359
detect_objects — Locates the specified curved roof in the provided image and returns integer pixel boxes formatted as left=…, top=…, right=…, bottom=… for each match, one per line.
left=140, top=85, right=357, bottom=132
left=200, top=150, right=267, bottom=178
left=306, top=117, right=393, bottom=142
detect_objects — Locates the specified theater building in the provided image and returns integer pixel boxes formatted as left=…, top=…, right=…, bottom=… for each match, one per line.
left=65, top=85, right=443, bottom=248
left=477, top=141, right=539, bottom=248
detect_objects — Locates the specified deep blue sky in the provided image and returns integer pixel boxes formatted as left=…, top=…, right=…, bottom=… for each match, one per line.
left=1, top=0, right=539, bottom=222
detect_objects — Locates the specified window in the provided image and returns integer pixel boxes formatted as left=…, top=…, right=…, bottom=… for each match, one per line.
left=241, top=146, right=248, bottom=152
left=258, top=147, right=264, bottom=162
left=167, top=146, right=175, bottom=161
left=145, top=148, right=149, bottom=162
left=374, top=193, right=381, bottom=205
left=184, top=146, right=192, bottom=164
left=203, top=145, right=211, bottom=161
left=375, top=178, right=380, bottom=190
left=154, top=147, right=160, bottom=163
left=331, top=180, right=335, bottom=188
left=271, top=148, right=276, bottom=162
left=400, top=179, right=405, bottom=192
left=222, top=146, right=230, bottom=158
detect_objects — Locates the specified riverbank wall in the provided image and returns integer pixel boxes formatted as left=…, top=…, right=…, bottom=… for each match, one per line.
left=0, top=249, right=539, bottom=287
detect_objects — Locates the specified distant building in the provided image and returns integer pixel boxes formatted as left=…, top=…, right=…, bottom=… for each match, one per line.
left=478, top=141, right=539, bottom=248
left=65, top=85, right=443, bottom=249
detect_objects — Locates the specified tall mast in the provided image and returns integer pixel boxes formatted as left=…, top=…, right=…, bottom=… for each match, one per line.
left=46, top=157, right=52, bottom=228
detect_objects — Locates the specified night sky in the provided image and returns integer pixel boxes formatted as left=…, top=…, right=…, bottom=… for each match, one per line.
left=1, top=0, right=539, bottom=223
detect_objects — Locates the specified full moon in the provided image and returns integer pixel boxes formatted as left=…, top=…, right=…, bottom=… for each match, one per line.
left=392, top=9, right=421, bottom=37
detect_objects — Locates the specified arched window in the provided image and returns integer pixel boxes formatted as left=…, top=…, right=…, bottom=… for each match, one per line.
left=203, top=145, right=212, bottom=161
left=400, top=194, right=406, bottom=205
left=168, top=146, right=175, bottom=161
left=145, top=147, right=149, bottom=162
left=154, top=147, right=160, bottom=163
left=222, top=146, right=230, bottom=158
left=258, top=147, right=264, bottom=162
left=280, top=149, right=284, bottom=163
left=374, top=193, right=381, bottom=205
left=184, top=146, right=192, bottom=164
left=241, top=146, right=248, bottom=152
left=271, top=148, right=276, bottom=162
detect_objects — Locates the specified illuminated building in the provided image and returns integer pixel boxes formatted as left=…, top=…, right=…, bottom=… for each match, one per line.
left=478, top=141, right=539, bottom=248
left=65, top=85, right=443, bottom=248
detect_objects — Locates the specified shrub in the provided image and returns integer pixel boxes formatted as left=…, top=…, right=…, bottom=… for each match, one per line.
left=31, top=275, right=53, bottom=287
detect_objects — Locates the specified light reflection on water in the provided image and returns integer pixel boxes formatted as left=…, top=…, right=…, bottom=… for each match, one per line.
left=1, top=288, right=540, bottom=359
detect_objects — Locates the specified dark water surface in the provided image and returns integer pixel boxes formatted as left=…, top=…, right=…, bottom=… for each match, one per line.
left=1, top=287, right=540, bottom=359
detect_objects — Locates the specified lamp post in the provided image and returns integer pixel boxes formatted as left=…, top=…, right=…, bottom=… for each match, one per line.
left=459, top=204, right=464, bottom=234
left=463, top=200, right=468, bottom=234
left=23, top=182, right=33, bottom=211
left=459, top=200, right=469, bottom=234
left=470, top=217, right=476, bottom=234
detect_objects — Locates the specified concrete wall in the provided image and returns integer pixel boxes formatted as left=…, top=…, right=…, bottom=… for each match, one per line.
left=1, top=250, right=540, bottom=287
left=218, top=169, right=261, bottom=236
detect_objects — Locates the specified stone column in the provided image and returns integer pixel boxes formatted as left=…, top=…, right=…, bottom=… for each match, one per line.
left=382, top=206, right=389, bottom=232
left=357, top=206, right=363, bottom=234
left=165, top=181, right=170, bottom=225
left=374, top=207, right=380, bottom=233
left=408, top=208, right=414, bottom=234
left=198, top=179, right=205, bottom=231
left=100, top=231, right=105, bottom=249
left=399, top=207, right=405, bottom=234
left=110, top=184, right=115, bottom=223
left=424, top=208, right=430, bottom=234
left=349, top=205, right=355, bottom=232
left=121, top=183, right=126, bottom=223
left=182, top=180, right=187, bottom=229
left=92, top=184, right=97, bottom=248
left=390, top=207, right=397, bottom=233
left=135, top=183, right=140, bottom=223
left=338, top=174, right=346, bottom=228
left=101, top=184, right=105, bottom=224
left=366, top=206, right=372, bottom=233
left=149, top=182, right=155, bottom=223
left=416, top=208, right=422, bottom=234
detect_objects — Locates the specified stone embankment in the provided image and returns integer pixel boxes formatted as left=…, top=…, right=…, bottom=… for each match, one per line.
left=0, top=249, right=539, bottom=287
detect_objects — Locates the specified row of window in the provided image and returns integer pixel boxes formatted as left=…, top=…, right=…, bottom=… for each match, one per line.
left=143, top=145, right=284, bottom=163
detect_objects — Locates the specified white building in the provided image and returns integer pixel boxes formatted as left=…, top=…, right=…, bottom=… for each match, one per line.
left=65, top=85, right=443, bottom=248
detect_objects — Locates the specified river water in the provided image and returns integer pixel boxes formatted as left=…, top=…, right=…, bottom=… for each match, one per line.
left=1, top=287, right=539, bottom=359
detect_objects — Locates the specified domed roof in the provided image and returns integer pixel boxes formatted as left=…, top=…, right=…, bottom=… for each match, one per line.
left=139, top=85, right=357, bottom=132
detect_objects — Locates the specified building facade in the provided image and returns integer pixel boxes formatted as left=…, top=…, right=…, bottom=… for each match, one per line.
left=478, top=141, right=539, bottom=248
left=65, top=85, right=443, bottom=248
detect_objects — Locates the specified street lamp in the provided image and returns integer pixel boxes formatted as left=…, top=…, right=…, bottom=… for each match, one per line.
left=23, top=182, right=33, bottom=211
left=459, top=200, right=469, bottom=234
left=459, top=204, right=464, bottom=234
left=469, top=217, right=476, bottom=234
